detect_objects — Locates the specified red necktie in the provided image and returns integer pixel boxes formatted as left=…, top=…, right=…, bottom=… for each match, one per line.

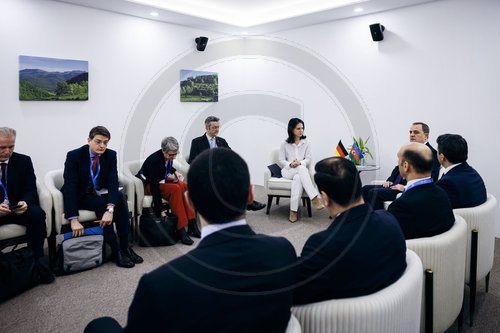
left=92, top=156, right=99, bottom=174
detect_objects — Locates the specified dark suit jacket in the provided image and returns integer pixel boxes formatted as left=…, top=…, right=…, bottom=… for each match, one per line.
left=385, top=142, right=440, bottom=184
left=135, top=149, right=177, bottom=216
left=427, top=142, right=441, bottom=182
left=436, top=162, right=487, bottom=208
left=1, top=152, right=38, bottom=205
left=293, top=203, right=407, bottom=304
left=62, top=145, right=119, bottom=218
left=124, top=225, right=297, bottom=333
left=386, top=165, right=407, bottom=185
left=188, top=133, right=230, bottom=164
left=388, top=182, right=454, bottom=239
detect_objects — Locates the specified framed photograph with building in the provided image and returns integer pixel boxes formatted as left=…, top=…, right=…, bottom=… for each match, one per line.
left=19, top=55, right=88, bottom=101
left=180, top=69, right=218, bottom=102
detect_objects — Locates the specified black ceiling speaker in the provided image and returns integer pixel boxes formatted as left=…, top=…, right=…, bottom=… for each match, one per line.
left=369, top=23, right=385, bottom=42
left=195, top=36, right=208, bottom=51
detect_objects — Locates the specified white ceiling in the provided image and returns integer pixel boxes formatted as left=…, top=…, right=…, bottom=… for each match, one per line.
left=52, top=0, right=438, bottom=35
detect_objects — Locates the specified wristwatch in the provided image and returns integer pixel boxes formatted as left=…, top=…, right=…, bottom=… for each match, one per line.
left=107, top=207, right=114, bottom=214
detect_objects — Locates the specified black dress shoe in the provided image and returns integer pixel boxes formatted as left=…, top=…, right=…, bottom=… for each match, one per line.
left=178, top=228, right=194, bottom=245
left=124, top=247, right=144, bottom=264
left=114, top=250, right=135, bottom=268
left=187, top=219, right=201, bottom=238
left=247, top=200, right=266, bottom=211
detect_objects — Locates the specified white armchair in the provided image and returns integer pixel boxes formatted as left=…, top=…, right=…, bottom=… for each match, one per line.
left=264, top=148, right=314, bottom=217
left=44, top=169, right=134, bottom=237
left=292, top=250, right=423, bottom=333
left=453, top=194, right=497, bottom=325
left=406, top=216, right=467, bottom=333
left=0, top=179, right=52, bottom=254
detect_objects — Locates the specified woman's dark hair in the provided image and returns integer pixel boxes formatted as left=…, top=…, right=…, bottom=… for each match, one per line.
left=286, top=118, right=306, bottom=143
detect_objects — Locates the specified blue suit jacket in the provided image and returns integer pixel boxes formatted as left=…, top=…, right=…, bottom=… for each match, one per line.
left=2, top=152, right=38, bottom=205
left=62, top=145, right=119, bottom=218
left=436, top=162, right=487, bottom=208
left=125, top=225, right=297, bottom=333
left=293, top=203, right=407, bottom=304
left=388, top=183, right=455, bottom=239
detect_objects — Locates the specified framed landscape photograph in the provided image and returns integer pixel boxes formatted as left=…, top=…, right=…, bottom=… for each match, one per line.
left=19, top=55, right=88, bottom=101
left=180, top=69, right=218, bottom=102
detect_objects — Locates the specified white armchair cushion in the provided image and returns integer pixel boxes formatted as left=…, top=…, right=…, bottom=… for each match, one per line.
left=0, top=224, right=27, bottom=240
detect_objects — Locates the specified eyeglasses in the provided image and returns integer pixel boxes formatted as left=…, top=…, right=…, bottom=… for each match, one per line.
left=167, top=153, right=178, bottom=157
left=92, top=138, right=109, bottom=146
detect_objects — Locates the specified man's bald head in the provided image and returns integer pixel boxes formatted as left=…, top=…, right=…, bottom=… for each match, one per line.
left=397, top=143, right=433, bottom=179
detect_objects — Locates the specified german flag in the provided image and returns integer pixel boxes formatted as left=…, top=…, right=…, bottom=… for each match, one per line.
left=334, top=140, right=348, bottom=157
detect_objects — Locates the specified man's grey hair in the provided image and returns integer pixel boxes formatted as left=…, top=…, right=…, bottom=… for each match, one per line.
left=161, top=136, right=179, bottom=152
left=0, top=127, right=16, bottom=138
left=204, top=116, right=220, bottom=127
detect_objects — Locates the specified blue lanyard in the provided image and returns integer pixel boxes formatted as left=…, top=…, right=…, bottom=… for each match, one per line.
left=90, top=156, right=101, bottom=189
left=164, top=160, right=172, bottom=179
left=0, top=170, right=7, bottom=203
left=404, top=178, right=433, bottom=193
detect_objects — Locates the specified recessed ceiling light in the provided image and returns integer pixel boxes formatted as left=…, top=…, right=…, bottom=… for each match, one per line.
left=150, top=11, right=159, bottom=16
left=354, top=8, right=364, bottom=12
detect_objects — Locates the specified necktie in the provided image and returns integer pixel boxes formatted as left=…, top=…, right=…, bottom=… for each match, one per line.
left=1, top=163, right=6, bottom=185
left=210, top=138, right=215, bottom=149
left=92, top=156, right=99, bottom=175
left=393, top=172, right=402, bottom=185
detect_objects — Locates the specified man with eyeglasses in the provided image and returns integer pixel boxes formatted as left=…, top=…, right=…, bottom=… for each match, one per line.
left=136, top=136, right=199, bottom=245
left=188, top=116, right=267, bottom=211
left=62, top=126, right=143, bottom=268
left=0, top=127, right=47, bottom=260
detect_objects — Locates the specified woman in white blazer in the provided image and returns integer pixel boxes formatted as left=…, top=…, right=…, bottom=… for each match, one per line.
left=279, top=118, right=324, bottom=222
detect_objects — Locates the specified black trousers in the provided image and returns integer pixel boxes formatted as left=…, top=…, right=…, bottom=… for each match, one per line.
left=77, top=192, right=130, bottom=242
left=0, top=204, right=46, bottom=259
left=362, top=185, right=401, bottom=210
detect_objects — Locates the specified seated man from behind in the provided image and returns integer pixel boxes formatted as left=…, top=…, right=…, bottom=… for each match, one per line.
left=436, top=134, right=487, bottom=208
left=388, top=143, right=455, bottom=239
left=293, top=157, right=407, bottom=305
left=62, top=126, right=142, bottom=268
left=85, top=148, right=298, bottom=332
left=363, top=122, right=440, bottom=210
left=0, top=127, right=46, bottom=259
left=136, top=136, right=200, bottom=245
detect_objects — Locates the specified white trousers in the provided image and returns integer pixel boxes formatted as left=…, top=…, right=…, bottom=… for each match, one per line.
left=281, top=165, right=319, bottom=211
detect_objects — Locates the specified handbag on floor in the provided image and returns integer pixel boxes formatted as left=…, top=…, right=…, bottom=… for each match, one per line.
left=0, top=246, right=54, bottom=302
left=55, top=226, right=104, bottom=275
left=139, top=215, right=178, bottom=247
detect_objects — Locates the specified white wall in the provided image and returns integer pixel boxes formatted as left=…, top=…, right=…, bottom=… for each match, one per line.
left=1, top=0, right=499, bottom=233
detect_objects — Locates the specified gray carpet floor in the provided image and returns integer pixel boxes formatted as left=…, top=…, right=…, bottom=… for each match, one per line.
left=1, top=186, right=499, bottom=333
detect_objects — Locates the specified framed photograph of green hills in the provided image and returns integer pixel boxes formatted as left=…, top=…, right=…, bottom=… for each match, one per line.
left=19, top=55, right=88, bottom=101
left=180, top=69, right=218, bottom=102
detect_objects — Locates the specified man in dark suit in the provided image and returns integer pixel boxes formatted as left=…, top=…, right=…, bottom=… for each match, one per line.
left=62, top=126, right=142, bottom=268
left=436, top=134, right=487, bottom=208
left=293, top=157, right=407, bottom=305
left=363, top=122, right=441, bottom=209
left=388, top=142, right=455, bottom=239
left=188, top=115, right=266, bottom=211
left=85, top=148, right=297, bottom=333
left=0, top=127, right=46, bottom=259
